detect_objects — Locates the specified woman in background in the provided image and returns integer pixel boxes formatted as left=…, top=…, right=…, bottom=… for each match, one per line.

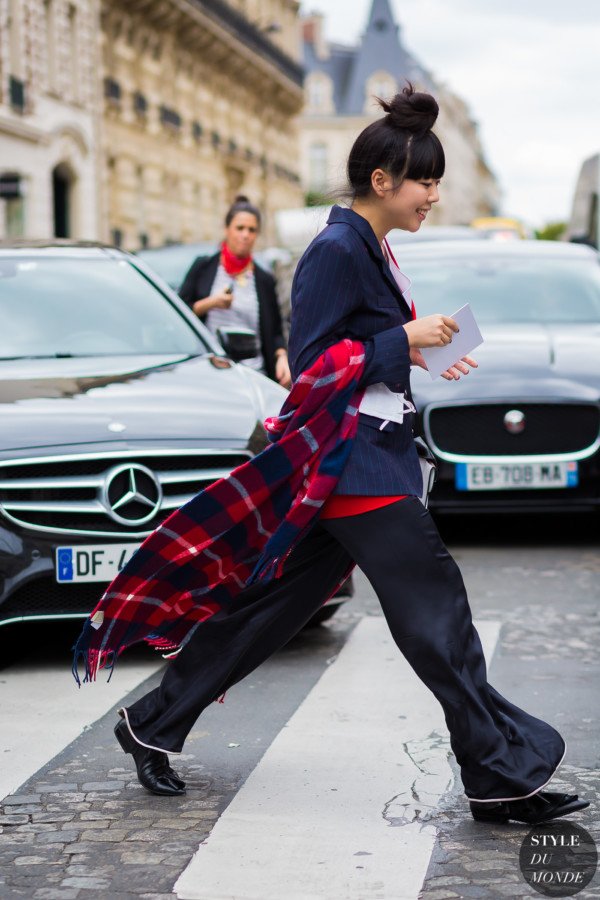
left=179, top=195, right=291, bottom=388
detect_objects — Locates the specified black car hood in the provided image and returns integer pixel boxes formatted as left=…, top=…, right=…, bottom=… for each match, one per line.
left=0, top=354, right=284, bottom=451
left=412, top=323, right=600, bottom=404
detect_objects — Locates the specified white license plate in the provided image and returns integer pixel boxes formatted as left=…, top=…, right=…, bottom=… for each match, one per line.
left=455, top=461, right=578, bottom=491
left=55, top=543, right=140, bottom=583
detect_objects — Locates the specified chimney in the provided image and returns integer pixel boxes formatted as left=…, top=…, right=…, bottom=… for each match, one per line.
left=301, top=13, right=329, bottom=60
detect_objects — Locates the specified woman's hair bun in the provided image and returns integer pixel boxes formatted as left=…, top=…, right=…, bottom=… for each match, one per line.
left=233, top=194, right=250, bottom=204
left=378, top=83, right=439, bottom=133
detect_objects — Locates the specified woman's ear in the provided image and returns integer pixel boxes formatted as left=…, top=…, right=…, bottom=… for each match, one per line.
left=371, top=168, right=390, bottom=198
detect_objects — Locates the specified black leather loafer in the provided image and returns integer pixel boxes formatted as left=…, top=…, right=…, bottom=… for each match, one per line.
left=114, top=719, right=186, bottom=796
left=470, top=791, right=589, bottom=825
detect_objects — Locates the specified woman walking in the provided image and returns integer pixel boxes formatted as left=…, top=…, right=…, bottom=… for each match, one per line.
left=179, top=195, right=291, bottom=387
left=74, top=86, right=588, bottom=826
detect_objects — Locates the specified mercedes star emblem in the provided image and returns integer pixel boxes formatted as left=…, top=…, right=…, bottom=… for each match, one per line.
left=101, top=463, right=163, bottom=526
left=503, top=409, right=526, bottom=434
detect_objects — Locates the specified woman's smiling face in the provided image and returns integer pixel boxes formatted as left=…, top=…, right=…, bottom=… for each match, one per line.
left=388, top=177, right=441, bottom=231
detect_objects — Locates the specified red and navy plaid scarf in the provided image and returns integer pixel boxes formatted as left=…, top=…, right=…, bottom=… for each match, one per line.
left=72, top=339, right=366, bottom=685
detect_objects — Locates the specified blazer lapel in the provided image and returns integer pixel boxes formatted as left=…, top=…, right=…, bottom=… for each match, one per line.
left=327, top=206, right=412, bottom=317
left=194, top=253, right=220, bottom=298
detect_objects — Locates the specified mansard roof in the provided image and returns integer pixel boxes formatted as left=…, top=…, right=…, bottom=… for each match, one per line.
left=303, top=0, right=434, bottom=115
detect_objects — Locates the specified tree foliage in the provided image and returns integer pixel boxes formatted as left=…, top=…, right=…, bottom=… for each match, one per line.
left=535, top=221, right=567, bottom=241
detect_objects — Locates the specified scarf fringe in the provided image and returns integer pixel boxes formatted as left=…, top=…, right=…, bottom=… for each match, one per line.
left=72, top=647, right=116, bottom=686
left=72, top=622, right=184, bottom=686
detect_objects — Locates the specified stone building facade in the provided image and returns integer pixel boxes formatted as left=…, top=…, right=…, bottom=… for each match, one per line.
left=0, top=0, right=101, bottom=239
left=300, top=0, right=499, bottom=225
left=0, top=0, right=304, bottom=246
left=100, top=0, right=304, bottom=249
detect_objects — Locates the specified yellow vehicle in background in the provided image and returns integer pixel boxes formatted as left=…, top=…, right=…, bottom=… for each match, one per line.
left=471, top=216, right=528, bottom=240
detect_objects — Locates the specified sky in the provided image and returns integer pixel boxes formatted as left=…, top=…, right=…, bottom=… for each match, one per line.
left=299, top=0, right=600, bottom=229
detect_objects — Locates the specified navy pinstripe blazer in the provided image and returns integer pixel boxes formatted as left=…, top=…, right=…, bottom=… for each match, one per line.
left=288, top=205, right=423, bottom=497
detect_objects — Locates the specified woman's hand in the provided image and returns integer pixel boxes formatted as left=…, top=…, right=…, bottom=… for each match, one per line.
left=409, top=347, right=428, bottom=370
left=440, top=355, right=478, bottom=380
left=410, top=347, right=478, bottom=380
left=192, top=290, right=233, bottom=317
left=275, top=351, right=292, bottom=389
left=404, top=314, right=458, bottom=348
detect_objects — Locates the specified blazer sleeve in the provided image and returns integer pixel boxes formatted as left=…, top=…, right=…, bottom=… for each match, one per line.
left=288, top=238, right=411, bottom=387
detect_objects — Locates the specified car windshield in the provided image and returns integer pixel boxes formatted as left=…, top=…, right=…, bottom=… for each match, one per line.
left=0, top=255, right=209, bottom=358
left=396, top=256, right=600, bottom=323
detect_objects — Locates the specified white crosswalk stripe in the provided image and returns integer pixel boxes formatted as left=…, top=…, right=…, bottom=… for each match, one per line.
left=0, top=654, right=161, bottom=799
left=174, top=618, right=501, bottom=900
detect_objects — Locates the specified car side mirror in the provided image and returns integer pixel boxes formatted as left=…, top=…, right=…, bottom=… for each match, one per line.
left=216, top=327, right=259, bottom=362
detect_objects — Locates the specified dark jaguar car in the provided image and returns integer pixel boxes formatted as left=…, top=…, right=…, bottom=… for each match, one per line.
left=389, top=239, right=600, bottom=514
left=0, top=242, right=347, bottom=636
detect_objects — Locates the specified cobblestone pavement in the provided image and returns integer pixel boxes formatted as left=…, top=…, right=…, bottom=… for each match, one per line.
left=1, top=533, right=598, bottom=899
left=0, top=745, right=227, bottom=898
left=419, top=765, right=600, bottom=900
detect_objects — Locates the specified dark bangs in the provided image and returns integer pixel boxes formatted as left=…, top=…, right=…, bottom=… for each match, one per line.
left=346, top=107, right=445, bottom=199
left=404, top=131, right=445, bottom=181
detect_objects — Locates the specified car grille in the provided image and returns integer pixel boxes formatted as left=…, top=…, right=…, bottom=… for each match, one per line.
left=0, top=578, right=100, bottom=624
left=426, top=403, right=600, bottom=457
left=0, top=449, right=251, bottom=537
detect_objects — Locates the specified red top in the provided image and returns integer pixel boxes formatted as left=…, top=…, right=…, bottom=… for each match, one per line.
left=320, top=494, right=406, bottom=519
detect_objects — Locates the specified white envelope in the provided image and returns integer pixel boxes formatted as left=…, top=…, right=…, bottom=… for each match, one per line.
left=420, top=303, right=483, bottom=380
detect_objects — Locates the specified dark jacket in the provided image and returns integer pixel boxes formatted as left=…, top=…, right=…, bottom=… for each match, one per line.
left=288, top=205, right=422, bottom=497
left=178, top=253, right=286, bottom=381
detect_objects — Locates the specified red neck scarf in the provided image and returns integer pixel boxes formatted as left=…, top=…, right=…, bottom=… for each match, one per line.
left=221, top=241, right=252, bottom=276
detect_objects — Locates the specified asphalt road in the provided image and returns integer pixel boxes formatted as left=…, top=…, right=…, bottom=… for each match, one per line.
left=0, top=513, right=598, bottom=899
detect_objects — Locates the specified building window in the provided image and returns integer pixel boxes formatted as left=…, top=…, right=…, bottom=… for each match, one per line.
left=365, top=71, right=397, bottom=112
left=9, top=75, right=26, bottom=113
left=306, top=73, right=334, bottom=114
left=308, top=143, right=328, bottom=192
left=133, top=91, right=148, bottom=116
left=308, top=78, right=323, bottom=110
left=104, top=77, right=121, bottom=102
left=160, top=106, right=182, bottom=130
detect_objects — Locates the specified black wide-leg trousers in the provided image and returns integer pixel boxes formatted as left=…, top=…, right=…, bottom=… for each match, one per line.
left=124, top=497, right=565, bottom=802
